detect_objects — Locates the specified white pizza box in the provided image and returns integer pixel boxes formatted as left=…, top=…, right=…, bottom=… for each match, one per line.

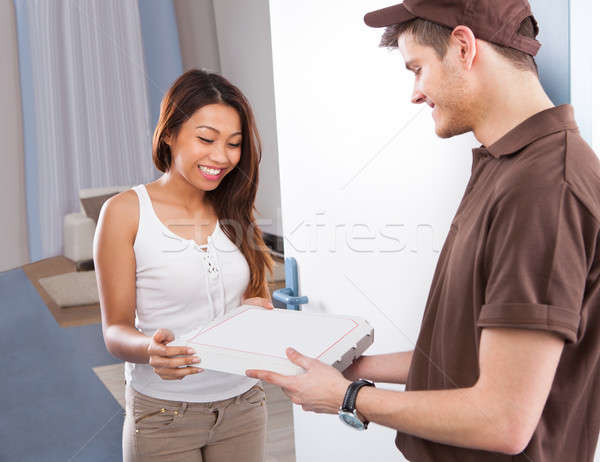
left=170, top=305, right=375, bottom=376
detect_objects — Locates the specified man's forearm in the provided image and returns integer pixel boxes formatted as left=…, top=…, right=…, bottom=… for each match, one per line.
left=355, top=386, right=518, bottom=455
left=346, top=351, right=414, bottom=384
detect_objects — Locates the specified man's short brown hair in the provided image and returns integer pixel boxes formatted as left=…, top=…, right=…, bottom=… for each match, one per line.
left=381, top=17, right=539, bottom=75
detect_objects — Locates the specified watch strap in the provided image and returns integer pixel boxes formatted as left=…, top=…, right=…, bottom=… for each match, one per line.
left=341, top=379, right=375, bottom=413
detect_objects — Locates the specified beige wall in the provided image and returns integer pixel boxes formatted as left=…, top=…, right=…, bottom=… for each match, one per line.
left=173, top=0, right=221, bottom=73
left=212, top=0, right=282, bottom=236
left=174, top=0, right=283, bottom=236
left=0, top=0, right=29, bottom=271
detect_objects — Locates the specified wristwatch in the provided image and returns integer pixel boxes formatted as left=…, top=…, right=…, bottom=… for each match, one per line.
left=338, top=379, right=375, bottom=430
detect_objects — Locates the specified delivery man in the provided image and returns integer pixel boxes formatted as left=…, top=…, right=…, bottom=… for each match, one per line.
left=247, top=1, right=600, bottom=460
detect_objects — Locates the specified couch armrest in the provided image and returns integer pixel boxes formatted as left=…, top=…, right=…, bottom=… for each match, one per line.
left=63, top=212, right=95, bottom=262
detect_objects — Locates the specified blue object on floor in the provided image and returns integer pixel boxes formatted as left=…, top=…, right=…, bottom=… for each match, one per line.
left=0, top=268, right=124, bottom=462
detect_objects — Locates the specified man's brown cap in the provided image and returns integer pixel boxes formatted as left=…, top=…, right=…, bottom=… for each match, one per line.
left=364, top=0, right=541, bottom=56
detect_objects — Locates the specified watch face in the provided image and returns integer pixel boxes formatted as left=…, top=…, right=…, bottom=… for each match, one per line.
left=339, top=411, right=366, bottom=430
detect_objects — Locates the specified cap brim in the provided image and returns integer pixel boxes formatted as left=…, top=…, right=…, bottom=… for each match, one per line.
left=364, top=3, right=416, bottom=28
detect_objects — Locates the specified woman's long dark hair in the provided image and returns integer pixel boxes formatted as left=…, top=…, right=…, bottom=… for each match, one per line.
left=152, top=69, right=273, bottom=298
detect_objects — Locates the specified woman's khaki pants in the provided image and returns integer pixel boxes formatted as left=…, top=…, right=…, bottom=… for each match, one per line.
left=123, top=383, right=267, bottom=461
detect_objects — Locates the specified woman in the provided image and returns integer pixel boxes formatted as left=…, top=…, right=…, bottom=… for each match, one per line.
left=93, top=69, right=274, bottom=461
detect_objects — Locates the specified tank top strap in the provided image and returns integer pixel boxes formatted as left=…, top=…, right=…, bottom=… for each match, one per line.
left=131, top=184, right=145, bottom=205
left=131, top=183, right=149, bottom=206
left=131, top=184, right=154, bottom=228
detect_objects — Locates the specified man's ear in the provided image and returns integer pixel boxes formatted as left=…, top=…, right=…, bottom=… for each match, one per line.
left=450, top=25, right=477, bottom=71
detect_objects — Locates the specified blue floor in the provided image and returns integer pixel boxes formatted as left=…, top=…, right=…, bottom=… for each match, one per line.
left=0, top=268, right=124, bottom=461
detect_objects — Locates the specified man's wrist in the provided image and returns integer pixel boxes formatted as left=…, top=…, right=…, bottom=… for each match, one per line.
left=337, top=378, right=352, bottom=408
left=338, top=379, right=376, bottom=429
left=354, top=382, right=372, bottom=421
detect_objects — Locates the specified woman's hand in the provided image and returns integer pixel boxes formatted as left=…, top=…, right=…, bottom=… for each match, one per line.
left=147, top=328, right=204, bottom=380
left=242, top=297, right=274, bottom=310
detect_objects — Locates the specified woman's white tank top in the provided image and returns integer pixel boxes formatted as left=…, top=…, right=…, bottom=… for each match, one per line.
left=124, top=184, right=259, bottom=402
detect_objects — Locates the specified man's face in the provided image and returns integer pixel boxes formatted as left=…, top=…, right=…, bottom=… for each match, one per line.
left=398, top=33, right=474, bottom=139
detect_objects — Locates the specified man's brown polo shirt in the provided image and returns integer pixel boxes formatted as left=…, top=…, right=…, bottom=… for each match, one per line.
left=395, top=104, right=600, bottom=461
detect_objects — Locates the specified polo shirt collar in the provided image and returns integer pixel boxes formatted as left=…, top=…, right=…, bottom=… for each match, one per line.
left=472, top=104, right=579, bottom=159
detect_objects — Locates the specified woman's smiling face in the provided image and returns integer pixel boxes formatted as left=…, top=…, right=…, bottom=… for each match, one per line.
left=166, top=103, right=243, bottom=191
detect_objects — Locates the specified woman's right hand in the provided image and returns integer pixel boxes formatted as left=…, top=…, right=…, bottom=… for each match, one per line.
left=147, top=328, right=204, bottom=380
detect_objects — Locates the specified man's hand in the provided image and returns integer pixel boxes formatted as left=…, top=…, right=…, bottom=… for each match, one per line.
left=246, top=347, right=351, bottom=414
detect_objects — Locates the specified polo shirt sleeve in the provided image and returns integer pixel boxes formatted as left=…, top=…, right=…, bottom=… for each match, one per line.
left=477, top=182, right=593, bottom=343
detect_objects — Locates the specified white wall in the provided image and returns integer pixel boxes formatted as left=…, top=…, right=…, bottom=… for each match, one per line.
left=591, top=0, right=600, bottom=154
left=0, top=0, right=29, bottom=271
left=570, top=0, right=594, bottom=148
left=530, top=0, right=570, bottom=106
left=212, top=0, right=283, bottom=237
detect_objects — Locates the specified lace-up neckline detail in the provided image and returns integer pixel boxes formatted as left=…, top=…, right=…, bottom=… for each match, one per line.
left=140, top=184, right=219, bottom=251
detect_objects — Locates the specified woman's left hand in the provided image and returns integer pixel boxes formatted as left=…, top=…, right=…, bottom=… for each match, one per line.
left=242, top=297, right=274, bottom=310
